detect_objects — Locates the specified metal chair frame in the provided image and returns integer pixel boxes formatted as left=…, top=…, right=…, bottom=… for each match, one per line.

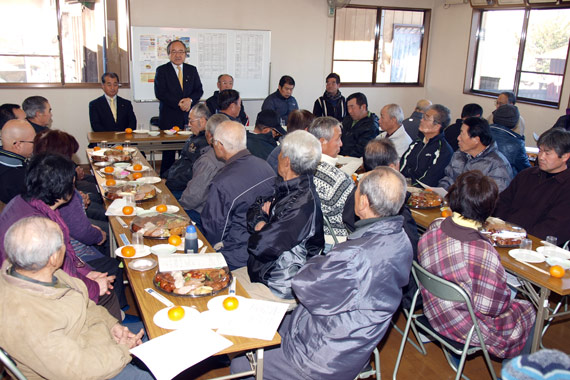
left=0, top=347, right=27, bottom=380
left=392, top=262, right=497, bottom=380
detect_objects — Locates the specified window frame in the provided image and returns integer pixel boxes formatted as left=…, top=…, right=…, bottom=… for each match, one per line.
left=0, top=0, right=132, bottom=89
left=332, top=5, right=431, bottom=88
left=464, top=4, right=570, bottom=109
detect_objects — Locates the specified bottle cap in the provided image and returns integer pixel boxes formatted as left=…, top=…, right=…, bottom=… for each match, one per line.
left=186, top=225, right=196, bottom=233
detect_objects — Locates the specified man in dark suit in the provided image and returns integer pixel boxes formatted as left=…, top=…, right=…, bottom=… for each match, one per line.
left=89, top=72, right=137, bottom=133
left=154, top=39, right=204, bottom=177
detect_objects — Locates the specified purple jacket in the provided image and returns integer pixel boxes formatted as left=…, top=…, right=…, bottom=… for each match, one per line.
left=0, top=196, right=99, bottom=302
left=59, top=190, right=103, bottom=245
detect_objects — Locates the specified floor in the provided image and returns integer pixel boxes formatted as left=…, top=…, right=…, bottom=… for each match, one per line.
left=123, top=285, right=570, bottom=380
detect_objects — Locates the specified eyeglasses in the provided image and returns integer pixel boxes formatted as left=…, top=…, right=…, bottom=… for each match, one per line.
left=213, top=139, right=224, bottom=147
left=422, top=115, right=436, bottom=124
left=14, top=140, right=34, bottom=145
left=495, top=100, right=507, bottom=106
left=170, top=50, right=186, bottom=55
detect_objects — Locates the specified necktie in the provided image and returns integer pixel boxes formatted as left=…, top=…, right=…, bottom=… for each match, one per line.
left=177, top=65, right=183, bottom=89
left=110, top=97, right=117, bottom=122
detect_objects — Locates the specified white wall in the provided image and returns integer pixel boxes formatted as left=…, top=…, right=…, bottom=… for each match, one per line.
left=1, top=0, right=568, bottom=162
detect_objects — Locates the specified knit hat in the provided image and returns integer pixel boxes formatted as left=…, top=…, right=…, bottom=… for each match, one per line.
left=502, top=349, right=570, bottom=380
left=492, top=104, right=520, bottom=129
left=256, top=109, right=286, bottom=136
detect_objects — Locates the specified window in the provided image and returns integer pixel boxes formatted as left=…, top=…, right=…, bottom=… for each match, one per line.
left=466, top=7, right=570, bottom=107
left=332, top=6, right=430, bottom=86
left=0, top=0, right=130, bottom=87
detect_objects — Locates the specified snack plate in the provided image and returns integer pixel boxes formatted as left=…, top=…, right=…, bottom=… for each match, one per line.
left=407, top=191, right=443, bottom=209
left=536, top=246, right=570, bottom=260
left=153, top=306, right=200, bottom=330
left=128, top=258, right=157, bottom=271
left=103, top=185, right=157, bottom=202
left=481, top=219, right=526, bottom=248
left=115, top=245, right=151, bottom=259
left=153, top=269, right=233, bottom=298
left=130, top=212, right=189, bottom=239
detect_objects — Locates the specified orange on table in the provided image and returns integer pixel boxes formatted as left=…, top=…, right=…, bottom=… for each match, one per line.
left=104, top=166, right=114, bottom=173
left=125, top=128, right=133, bottom=134
left=132, top=172, right=143, bottom=179
left=172, top=126, right=180, bottom=131
left=167, top=306, right=185, bottom=321
left=122, top=205, right=134, bottom=215
left=168, top=235, right=182, bottom=247
left=156, top=204, right=168, bottom=213
left=133, top=163, right=143, bottom=171
left=441, top=207, right=452, bottom=217
left=121, top=246, right=136, bottom=257
left=223, top=296, right=239, bottom=311
left=550, top=265, right=565, bottom=278
left=93, top=146, right=101, bottom=151
left=115, top=145, right=123, bottom=150
left=105, top=179, right=116, bottom=186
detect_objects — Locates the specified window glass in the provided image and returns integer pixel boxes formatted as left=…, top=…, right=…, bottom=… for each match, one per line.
left=0, top=0, right=130, bottom=86
left=333, top=6, right=429, bottom=85
left=472, top=10, right=524, bottom=93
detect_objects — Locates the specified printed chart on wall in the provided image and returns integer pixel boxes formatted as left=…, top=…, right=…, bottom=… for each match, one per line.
left=131, top=26, right=271, bottom=102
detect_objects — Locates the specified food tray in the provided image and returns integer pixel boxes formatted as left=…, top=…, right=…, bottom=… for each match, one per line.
left=153, top=268, right=232, bottom=297
left=480, top=218, right=526, bottom=248
left=103, top=183, right=157, bottom=202
left=407, top=190, right=443, bottom=209
left=130, top=212, right=189, bottom=239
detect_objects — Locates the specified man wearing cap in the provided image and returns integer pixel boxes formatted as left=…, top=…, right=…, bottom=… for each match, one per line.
left=490, top=104, right=530, bottom=176
left=205, top=74, right=248, bottom=125
left=487, top=91, right=525, bottom=137
left=246, top=110, right=285, bottom=160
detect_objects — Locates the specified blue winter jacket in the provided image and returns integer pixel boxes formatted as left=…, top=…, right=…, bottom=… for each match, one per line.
left=490, top=124, right=530, bottom=176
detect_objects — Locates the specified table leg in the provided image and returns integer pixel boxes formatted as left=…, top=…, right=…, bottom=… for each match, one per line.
left=109, top=223, right=118, bottom=258
left=255, top=348, right=264, bottom=380
left=531, top=288, right=550, bottom=353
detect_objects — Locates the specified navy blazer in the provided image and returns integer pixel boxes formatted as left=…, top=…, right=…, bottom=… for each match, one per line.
left=89, top=95, right=136, bottom=132
left=154, top=62, right=203, bottom=130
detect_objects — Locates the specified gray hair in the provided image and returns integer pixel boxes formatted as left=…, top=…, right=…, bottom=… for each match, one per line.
left=384, top=104, right=404, bottom=125
left=359, top=167, right=406, bottom=217
left=191, top=102, right=211, bottom=120
left=206, top=113, right=229, bottom=136
left=416, top=99, right=432, bottom=112
left=4, top=217, right=63, bottom=271
left=22, top=96, right=49, bottom=119
left=214, top=120, right=246, bottom=154
left=281, top=130, right=322, bottom=175
left=364, top=138, right=399, bottom=170
left=308, top=116, right=340, bottom=142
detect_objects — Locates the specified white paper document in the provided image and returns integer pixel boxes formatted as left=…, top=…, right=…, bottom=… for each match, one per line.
left=130, top=327, right=233, bottom=380
left=215, top=299, right=289, bottom=341
left=336, top=155, right=363, bottom=175
left=158, top=252, right=228, bottom=272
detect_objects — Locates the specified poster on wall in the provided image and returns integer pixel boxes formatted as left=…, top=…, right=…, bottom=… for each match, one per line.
left=131, top=26, right=271, bottom=102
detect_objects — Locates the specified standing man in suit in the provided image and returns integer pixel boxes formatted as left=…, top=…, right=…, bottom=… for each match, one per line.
left=154, top=39, right=204, bottom=177
left=89, top=72, right=137, bottom=133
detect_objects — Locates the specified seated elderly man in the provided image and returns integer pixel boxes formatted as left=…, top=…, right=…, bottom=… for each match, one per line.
left=233, top=131, right=324, bottom=304
left=308, top=116, right=355, bottom=249
left=420, top=171, right=535, bottom=358
left=494, top=128, right=570, bottom=245
left=231, top=167, right=413, bottom=380
left=201, top=121, right=275, bottom=270
left=490, top=104, right=530, bottom=176
left=165, top=102, right=211, bottom=195
left=439, top=117, right=512, bottom=191
left=400, top=104, right=453, bottom=187
left=0, top=217, right=151, bottom=380
left=377, top=103, right=412, bottom=158
left=0, top=119, right=35, bottom=203
left=179, top=113, right=228, bottom=230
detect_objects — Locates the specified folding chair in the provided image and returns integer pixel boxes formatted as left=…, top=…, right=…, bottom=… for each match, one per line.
left=0, top=347, right=27, bottom=380
left=392, top=261, right=497, bottom=380
left=356, top=347, right=380, bottom=379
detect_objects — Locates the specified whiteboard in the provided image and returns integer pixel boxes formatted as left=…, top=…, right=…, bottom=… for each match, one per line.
left=131, top=26, right=271, bottom=102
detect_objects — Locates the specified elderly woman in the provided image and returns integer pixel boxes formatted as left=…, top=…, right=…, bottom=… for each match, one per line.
left=0, top=153, right=121, bottom=320
left=241, top=130, right=324, bottom=301
left=418, top=170, right=536, bottom=358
